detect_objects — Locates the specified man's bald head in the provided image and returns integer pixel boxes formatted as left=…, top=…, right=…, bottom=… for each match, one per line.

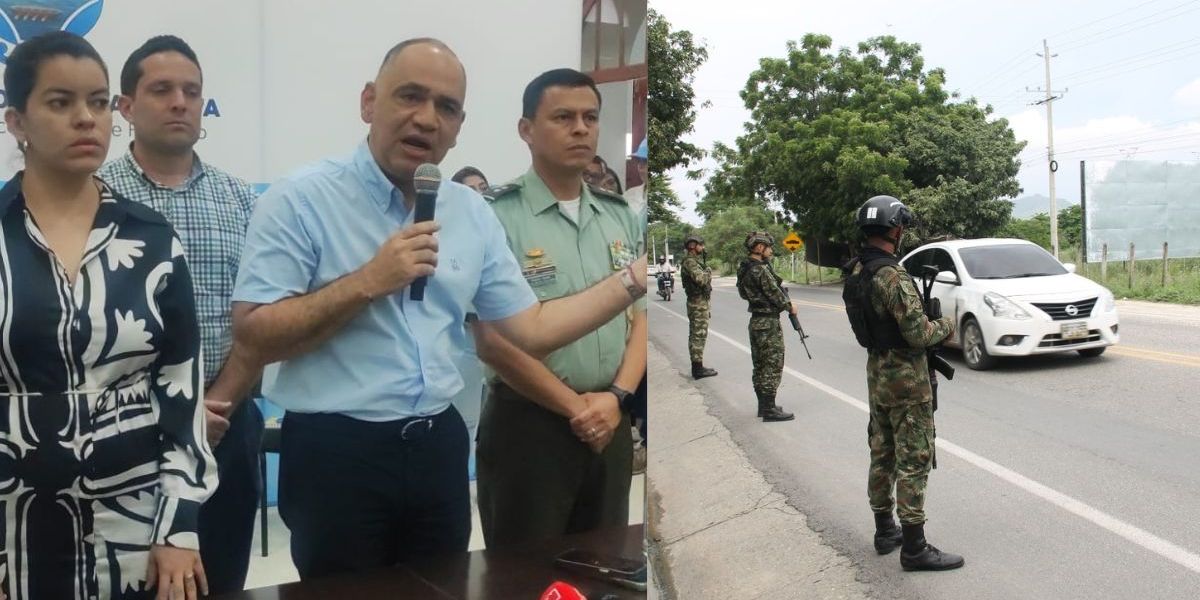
left=377, top=38, right=465, bottom=80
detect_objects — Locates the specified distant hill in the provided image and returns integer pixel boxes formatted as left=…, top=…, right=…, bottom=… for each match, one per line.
left=1006, top=194, right=1079, bottom=219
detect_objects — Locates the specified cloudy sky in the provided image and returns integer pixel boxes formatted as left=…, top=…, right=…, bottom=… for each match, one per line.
left=651, top=0, right=1200, bottom=224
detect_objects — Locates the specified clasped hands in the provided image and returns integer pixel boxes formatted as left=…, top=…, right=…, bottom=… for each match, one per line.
left=569, top=391, right=622, bottom=454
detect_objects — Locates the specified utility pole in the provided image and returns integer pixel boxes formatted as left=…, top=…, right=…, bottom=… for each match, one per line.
left=1029, top=39, right=1067, bottom=259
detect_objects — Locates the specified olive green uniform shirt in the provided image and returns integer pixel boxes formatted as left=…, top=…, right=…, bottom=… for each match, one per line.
left=486, top=169, right=646, bottom=392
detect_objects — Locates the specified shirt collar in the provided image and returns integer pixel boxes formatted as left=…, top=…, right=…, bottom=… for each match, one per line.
left=0, top=173, right=128, bottom=227
left=122, top=142, right=205, bottom=190
left=353, top=139, right=406, bottom=212
left=521, top=168, right=602, bottom=217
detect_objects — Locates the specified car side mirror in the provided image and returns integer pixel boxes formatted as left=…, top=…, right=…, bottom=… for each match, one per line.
left=935, top=270, right=959, bottom=285
left=1063, top=263, right=1077, bottom=274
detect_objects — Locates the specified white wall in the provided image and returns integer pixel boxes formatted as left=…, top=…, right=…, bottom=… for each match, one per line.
left=0, top=0, right=583, bottom=186
left=259, top=0, right=581, bottom=185
left=596, top=79, right=635, bottom=188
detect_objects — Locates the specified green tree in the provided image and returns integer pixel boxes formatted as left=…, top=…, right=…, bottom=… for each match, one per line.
left=648, top=9, right=709, bottom=220
left=696, top=204, right=787, bottom=274
left=1057, top=204, right=1082, bottom=249
left=645, top=219, right=696, bottom=260
left=647, top=174, right=681, bottom=225
left=708, top=34, right=1024, bottom=244
left=999, top=204, right=1082, bottom=250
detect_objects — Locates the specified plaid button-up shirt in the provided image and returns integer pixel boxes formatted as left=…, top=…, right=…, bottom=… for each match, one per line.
left=99, top=150, right=258, bottom=385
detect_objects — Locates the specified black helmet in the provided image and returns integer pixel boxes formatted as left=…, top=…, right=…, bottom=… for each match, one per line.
left=856, top=195, right=914, bottom=236
left=744, top=230, right=774, bottom=252
left=685, top=234, right=704, bottom=248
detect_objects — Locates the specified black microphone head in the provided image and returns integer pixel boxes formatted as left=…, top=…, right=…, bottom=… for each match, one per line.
left=414, top=163, right=441, bottom=194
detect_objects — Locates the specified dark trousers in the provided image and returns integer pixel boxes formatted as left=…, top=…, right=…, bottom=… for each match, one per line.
left=477, top=383, right=633, bottom=549
left=198, top=399, right=264, bottom=595
left=278, top=406, right=472, bottom=579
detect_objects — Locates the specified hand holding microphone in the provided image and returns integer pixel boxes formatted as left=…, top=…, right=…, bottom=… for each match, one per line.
left=409, top=163, right=441, bottom=301
left=358, top=163, right=441, bottom=301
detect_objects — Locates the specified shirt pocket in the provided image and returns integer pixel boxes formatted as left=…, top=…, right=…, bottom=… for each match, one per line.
left=524, top=265, right=567, bottom=301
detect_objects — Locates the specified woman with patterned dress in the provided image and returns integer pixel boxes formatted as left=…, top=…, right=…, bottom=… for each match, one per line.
left=0, top=32, right=216, bottom=600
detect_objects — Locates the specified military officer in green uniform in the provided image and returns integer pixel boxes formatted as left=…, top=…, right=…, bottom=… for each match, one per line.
left=843, top=195, right=964, bottom=571
left=736, top=231, right=796, bottom=422
left=681, top=235, right=717, bottom=379
left=474, top=68, right=646, bottom=548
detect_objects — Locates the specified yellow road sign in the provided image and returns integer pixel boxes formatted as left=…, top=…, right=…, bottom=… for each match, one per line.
left=782, top=231, right=803, bottom=252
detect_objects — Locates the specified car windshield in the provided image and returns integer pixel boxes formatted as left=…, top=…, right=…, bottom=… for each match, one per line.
left=959, top=244, right=1067, bottom=279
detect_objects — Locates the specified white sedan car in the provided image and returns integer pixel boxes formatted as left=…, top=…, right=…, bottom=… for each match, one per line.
left=898, top=238, right=1119, bottom=370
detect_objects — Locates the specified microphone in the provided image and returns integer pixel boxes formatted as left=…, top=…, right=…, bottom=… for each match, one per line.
left=409, top=163, right=441, bottom=301
left=539, top=581, right=588, bottom=600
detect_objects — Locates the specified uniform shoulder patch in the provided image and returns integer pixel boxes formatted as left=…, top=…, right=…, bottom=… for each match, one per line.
left=587, top=183, right=628, bottom=204
left=483, top=182, right=521, bottom=203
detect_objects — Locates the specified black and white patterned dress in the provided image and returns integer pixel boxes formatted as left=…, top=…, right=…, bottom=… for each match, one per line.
left=0, top=175, right=217, bottom=599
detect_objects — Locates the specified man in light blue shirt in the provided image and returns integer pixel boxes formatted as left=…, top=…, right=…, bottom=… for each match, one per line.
left=231, top=38, right=646, bottom=579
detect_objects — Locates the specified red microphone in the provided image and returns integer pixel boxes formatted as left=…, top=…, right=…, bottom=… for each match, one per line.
left=539, top=581, right=587, bottom=600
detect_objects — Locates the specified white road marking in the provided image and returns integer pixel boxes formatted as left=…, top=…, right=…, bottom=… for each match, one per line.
left=652, top=302, right=1200, bottom=575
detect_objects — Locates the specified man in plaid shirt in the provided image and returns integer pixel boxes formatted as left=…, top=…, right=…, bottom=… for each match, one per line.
left=98, top=35, right=263, bottom=595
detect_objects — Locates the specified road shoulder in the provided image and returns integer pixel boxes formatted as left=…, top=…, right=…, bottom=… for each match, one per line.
left=647, top=340, right=872, bottom=600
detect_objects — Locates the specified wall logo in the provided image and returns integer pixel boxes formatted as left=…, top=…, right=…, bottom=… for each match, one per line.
left=0, top=1, right=104, bottom=64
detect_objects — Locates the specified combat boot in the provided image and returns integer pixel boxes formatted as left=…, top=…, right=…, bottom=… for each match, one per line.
left=691, top=362, right=718, bottom=379
left=760, top=394, right=794, bottom=422
left=899, top=523, right=965, bottom=571
left=873, top=512, right=903, bottom=555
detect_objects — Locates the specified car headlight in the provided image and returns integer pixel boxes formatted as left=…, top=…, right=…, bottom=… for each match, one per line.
left=984, top=292, right=1032, bottom=320
left=1100, top=290, right=1116, bottom=313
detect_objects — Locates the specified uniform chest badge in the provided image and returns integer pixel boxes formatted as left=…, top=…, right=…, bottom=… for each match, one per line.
left=609, top=239, right=635, bottom=271
left=522, top=247, right=557, bottom=287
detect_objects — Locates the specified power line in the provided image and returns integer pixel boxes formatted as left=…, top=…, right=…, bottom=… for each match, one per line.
left=1055, top=36, right=1200, bottom=80
left=1045, top=0, right=1168, bottom=40
left=1061, top=47, right=1200, bottom=87
left=1030, top=116, right=1200, bottom=150
left=1050, top=131, right=1200, bottom=156
left=1079, top=141, right=1200, bottom=160
left=1055, top=0, right=1200, bottom=51
left=966, top=63, right=1043, bottom=98
left=956, top=44, right=1040, bottom=93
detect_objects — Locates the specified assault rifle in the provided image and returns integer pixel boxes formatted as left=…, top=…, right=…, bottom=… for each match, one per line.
left=917, top=265, right=955, bottom=411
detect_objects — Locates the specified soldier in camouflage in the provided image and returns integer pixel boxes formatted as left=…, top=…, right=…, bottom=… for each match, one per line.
left=681, top=235, right=718, bottom=379
left=736, top=231, right=796, bottom=422
left=848, top=195, right=964, bottom=571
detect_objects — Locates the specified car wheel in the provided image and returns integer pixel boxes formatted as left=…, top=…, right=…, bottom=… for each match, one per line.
left=1078, top=347, right=1105, bottom=358
left=962, top=317, right=997, bottom=371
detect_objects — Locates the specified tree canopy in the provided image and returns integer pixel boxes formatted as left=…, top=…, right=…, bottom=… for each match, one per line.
left=647, top=9, right=709, bottom=222
left=706, top=34, right=1025, bottom=243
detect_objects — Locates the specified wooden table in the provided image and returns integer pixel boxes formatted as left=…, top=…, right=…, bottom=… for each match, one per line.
left=215, top=524, right=645, bottom=599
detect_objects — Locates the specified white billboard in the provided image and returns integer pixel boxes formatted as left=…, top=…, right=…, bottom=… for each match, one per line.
left=1083, top=160, right=1200, bottom=262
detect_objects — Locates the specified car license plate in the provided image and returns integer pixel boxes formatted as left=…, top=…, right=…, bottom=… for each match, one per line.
left=1061, top=322, right=1088, bottom=340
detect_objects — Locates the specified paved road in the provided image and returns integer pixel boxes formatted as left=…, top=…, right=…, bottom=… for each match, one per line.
left=649, top=279, right=1200, bottom=600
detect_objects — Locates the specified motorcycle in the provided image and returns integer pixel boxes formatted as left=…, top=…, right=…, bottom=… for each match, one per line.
left=656, top=271, right=674, bottom=301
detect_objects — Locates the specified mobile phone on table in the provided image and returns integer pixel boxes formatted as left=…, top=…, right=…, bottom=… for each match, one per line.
left=554, top=548, right=647, bottom=592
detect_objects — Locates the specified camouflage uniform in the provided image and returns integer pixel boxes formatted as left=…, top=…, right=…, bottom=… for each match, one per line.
left=680, top=254, right=712, bottom=363
left=738, top=258, right=790, bottom=397
left=856, top=259, right=954, bottom=525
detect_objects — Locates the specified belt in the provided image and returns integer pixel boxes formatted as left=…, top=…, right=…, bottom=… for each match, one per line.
left=283, top=410, right=444, bottom=443
left=398, top=416, right=435, bottom=441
